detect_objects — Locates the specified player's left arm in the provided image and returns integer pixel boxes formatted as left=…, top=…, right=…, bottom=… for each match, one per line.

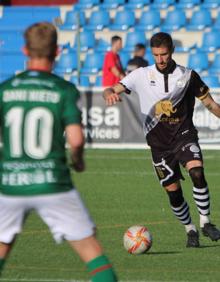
left=66, top=124, right=85, bottom=172
left=64, top=84, right=85, bottom=172
left=201, top=93, right=220, bottom=118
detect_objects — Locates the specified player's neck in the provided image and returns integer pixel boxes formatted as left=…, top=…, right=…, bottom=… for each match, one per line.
left=111, top=47, right=118, bottom=54
left=27, top=58, right=53, bottom=72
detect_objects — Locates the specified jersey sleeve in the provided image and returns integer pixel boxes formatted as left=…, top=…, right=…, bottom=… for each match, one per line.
left=62, top=84, right=82, bottom=126
left=191, top=70, right=210, bottom=100
left=120, top=68, right=140, bottom=93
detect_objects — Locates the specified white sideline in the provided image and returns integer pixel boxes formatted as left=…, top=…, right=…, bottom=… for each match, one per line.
left=0, top=280, right=151, bottom=282
left=84, top=171, right=220, bottom=176
left=0, top=279, right=87, bottom=282
left=84, top=143, right=220, bottom=150
left=1, top=142, right=220, bottom=150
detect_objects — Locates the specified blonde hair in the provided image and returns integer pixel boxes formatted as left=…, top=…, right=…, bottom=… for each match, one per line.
left=24, top=22, right=57, bottom=62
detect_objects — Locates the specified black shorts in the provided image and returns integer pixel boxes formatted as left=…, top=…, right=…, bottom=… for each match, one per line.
left=151, top=139, right=203, bottom=187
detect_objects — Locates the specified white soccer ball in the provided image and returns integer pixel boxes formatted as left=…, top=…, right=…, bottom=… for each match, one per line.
left=123, top=225, right=152, bottom=254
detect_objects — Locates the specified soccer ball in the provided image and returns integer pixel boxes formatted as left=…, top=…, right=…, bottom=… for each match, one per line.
left=123, top=225, right=152, bottom=254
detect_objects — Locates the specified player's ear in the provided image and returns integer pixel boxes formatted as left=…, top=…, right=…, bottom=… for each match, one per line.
left=22, top=46, right=29, bottom=56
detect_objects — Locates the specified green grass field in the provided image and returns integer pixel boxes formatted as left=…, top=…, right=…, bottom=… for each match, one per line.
left=1, top=149, right=220, bottom=282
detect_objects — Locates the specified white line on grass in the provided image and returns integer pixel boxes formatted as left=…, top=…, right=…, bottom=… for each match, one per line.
left=0, top=279, right=88, bottom=282
left=85, top=143, right=220, bottom=150
left=0, top=280, right=180, bottom=282
left=85, top=154, right=219, bottom=160
left=85, top=171, right=155, bottom=175
left=86, top=155, right=151, bottom=160
left=0, top=280, right=158, bottom=282
left=84, top=170, right=220, bottom=176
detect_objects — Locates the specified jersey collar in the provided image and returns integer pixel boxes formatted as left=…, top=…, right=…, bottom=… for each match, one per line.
left=156, top=60, right=176, bottom=75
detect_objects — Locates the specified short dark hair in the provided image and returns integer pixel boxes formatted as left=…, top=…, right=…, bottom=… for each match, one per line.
left=134, top=43, right=146, bottom=52
left=150, top=32, right=173, bottom=50
left=111, top=35, right=122, bottom=45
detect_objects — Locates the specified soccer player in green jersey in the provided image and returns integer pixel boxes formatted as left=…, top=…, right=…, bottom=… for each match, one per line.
left=0, top=22, right=117, bottom=282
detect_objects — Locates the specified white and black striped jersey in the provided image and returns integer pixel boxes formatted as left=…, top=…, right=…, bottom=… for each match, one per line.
left=120, top=61, right=209, bottom=150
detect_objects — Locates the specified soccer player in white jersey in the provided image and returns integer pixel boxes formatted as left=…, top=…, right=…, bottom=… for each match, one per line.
left=103, top=32, right=220, bottom=248
left=0, top=22, right=117, bottom=281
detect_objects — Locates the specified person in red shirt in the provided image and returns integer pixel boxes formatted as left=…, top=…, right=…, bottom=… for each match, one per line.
left=102, top=35, right=125, bottom=86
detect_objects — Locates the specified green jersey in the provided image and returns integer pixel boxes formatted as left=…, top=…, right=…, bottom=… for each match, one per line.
left=0, top=70, right=81, bottom=196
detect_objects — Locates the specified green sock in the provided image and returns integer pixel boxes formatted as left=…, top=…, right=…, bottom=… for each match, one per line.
left=0, top=259, right=6, bottom=275
left=86, top=255, right=118, bottom=282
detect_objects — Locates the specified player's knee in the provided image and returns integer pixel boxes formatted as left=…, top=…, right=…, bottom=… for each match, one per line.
left=166, top=188, right=184, bottom=208
left=189, top=167, right=207, bottom=188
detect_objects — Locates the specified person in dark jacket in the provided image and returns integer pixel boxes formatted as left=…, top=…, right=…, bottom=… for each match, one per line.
left=126, top=43, right=148, bottom=74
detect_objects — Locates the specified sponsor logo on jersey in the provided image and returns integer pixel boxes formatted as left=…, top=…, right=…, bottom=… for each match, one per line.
left=176, top=79, right=185, bottom=88
left=149, top=71, right=156, bottom=86
left=190, top=144, right=200, bottom=153
left=150, top=80, right=156, bottom=86
left=11, top=79, right=20, bottom=87
left=181, top=143, right=201, bottom=159
left=153, top=158, right=174, bottom=185
left=160, top=117, right=180, bottom=124
left=28, top=71, right=39, bottom=76
left=11, top=78, right=54, bottom=88
left=181, top=129, right=189, bottom=135
left=155, top=100, right=177, bottom=117
left=200, top=86, right=205, bottom=94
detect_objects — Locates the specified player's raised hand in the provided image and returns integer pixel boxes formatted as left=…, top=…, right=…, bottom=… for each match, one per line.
left=103, top=88, right=122, bottom=106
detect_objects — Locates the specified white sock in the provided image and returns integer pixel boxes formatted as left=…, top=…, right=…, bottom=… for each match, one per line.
left=200, top=215, right=210, bottom=228
left=185, top=224, right=197, bottom=233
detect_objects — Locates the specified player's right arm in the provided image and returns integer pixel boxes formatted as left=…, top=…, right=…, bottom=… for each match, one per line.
left=65, top=124, right=85, bottom=172
left=103, top=67, right=140, bottom=106
left=103, top=83, right=126, bottom=106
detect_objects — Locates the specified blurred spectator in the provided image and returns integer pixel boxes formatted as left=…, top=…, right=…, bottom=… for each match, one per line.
left=102, top=35, right=125, bottom=86
left=126, top=43, right=148, bottom=74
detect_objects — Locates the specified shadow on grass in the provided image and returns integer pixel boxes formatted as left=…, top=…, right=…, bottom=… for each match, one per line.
left=145, top=251, right=181, bottom=255
left=198, top=243, right=220, bottom=249
left=145, top=243, right=220, bottom=254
